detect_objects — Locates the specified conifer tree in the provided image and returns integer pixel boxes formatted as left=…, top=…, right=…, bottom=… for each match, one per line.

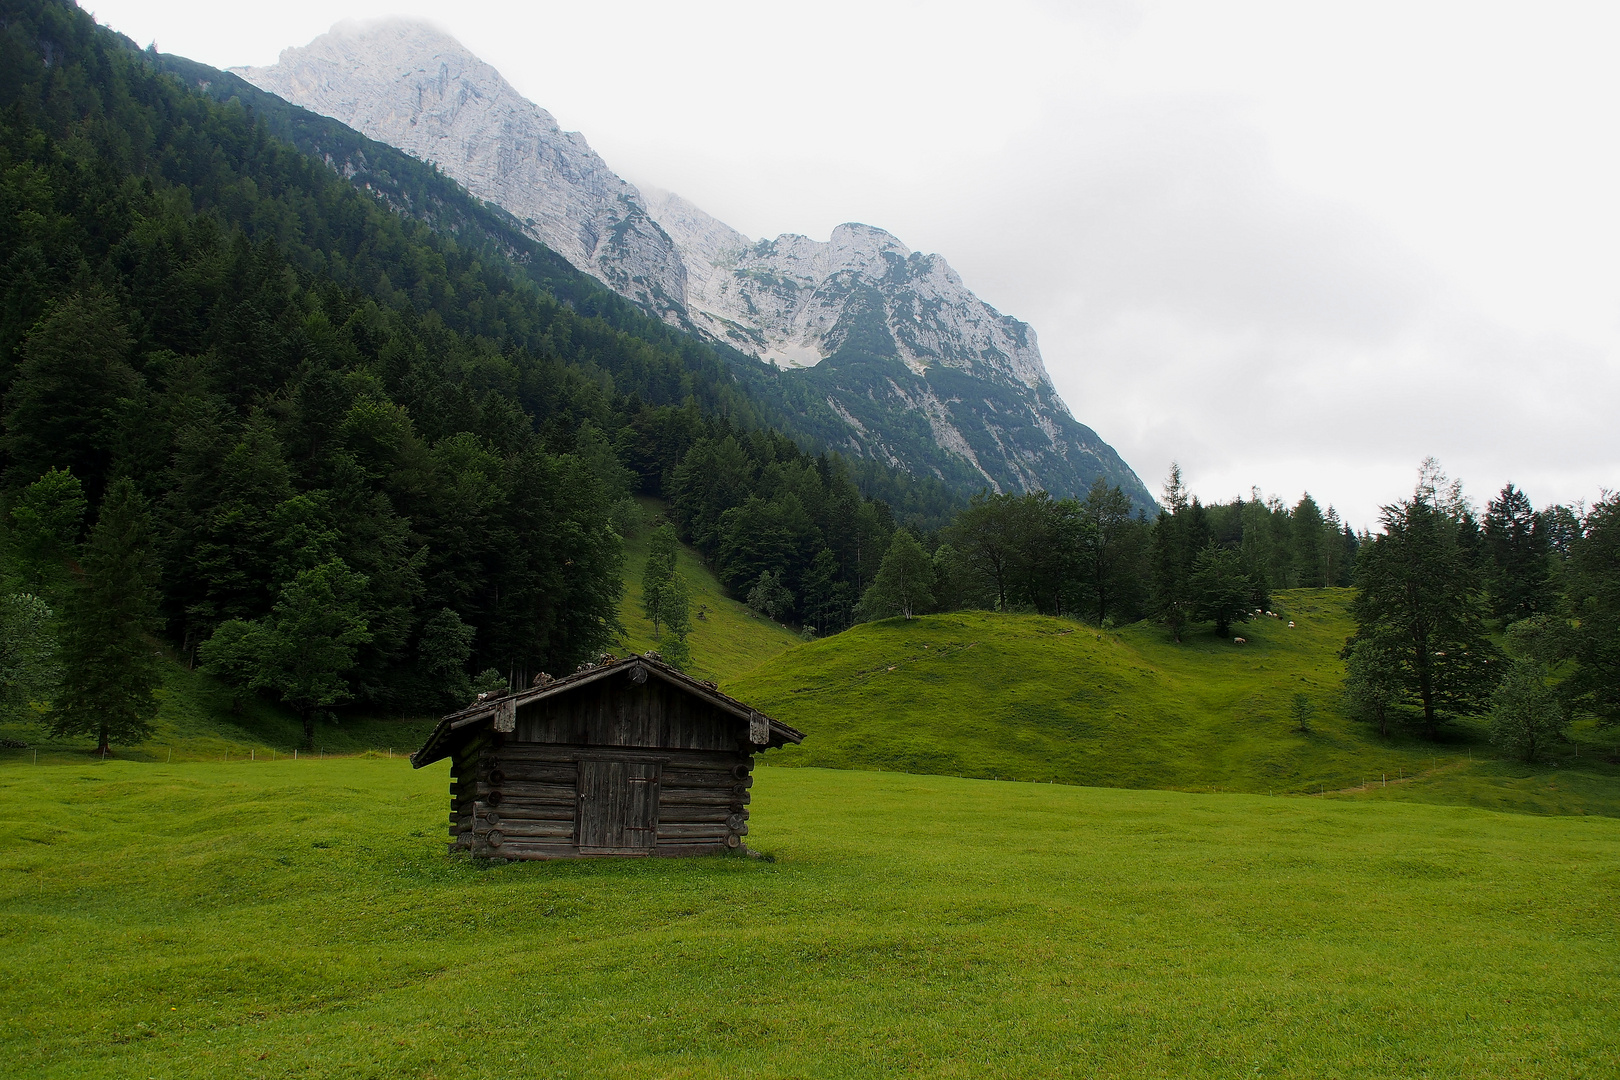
left=4, top=468, right=86, bottom=604
left=1149, top=465, right=1202, bottom=641
left=1483, top=483, right=1551, bottom=622
left=1561, top=496, right=1620, bottom=727
left=641, top=524, right=679, bottom=635
left=1191, top=542, right=1253, bottom=637
left=48, top=479, right=162, bottom=755
left=1292, top=494, right=1326, bottom=587
left=3, top=292, right=140, bottom=499
left=1345, top=469, right=1499, bottom=736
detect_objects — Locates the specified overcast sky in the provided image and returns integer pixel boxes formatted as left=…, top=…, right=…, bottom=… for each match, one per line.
left=87, top=0, right=1620, bottom=526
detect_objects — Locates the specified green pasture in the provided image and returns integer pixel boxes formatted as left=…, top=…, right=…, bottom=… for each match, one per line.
left=0, top=661, right=433, bottom=767
left=2, top=758, right=1616, bottom=1078
left=616, top=498, right=803, bottom=683
left=731, top=590, right=1620, bottom=811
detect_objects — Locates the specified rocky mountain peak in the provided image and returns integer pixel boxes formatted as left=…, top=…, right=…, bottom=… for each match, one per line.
left=234, top=20, right=689, bottom=320
left=237, top=22, right=1151, bottom=507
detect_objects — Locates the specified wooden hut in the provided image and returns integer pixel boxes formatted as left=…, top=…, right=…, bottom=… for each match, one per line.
left=410, top=653, right=803, bottom=858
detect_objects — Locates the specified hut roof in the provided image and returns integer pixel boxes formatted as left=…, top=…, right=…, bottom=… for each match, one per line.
left=410, top=653, right=804, bottom=768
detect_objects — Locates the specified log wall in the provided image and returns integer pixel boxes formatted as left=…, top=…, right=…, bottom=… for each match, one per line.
left=447, top=732, right=755, bottom=858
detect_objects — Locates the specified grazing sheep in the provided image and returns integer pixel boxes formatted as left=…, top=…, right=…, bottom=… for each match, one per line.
left=1234, top=637, right=1248, bottom=645
left=1288, top=621, right=1296, bottom=628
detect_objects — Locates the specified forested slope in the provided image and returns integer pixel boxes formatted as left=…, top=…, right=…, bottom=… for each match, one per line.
left=0, top=0, right=929, bottom=739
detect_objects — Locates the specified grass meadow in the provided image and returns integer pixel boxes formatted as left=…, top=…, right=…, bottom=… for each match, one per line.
left=2, top=758, right=1616, bottom=1078
left=732, top=590, right=1620, bottom=812
left=5, top=552, right=1618, bottom=1077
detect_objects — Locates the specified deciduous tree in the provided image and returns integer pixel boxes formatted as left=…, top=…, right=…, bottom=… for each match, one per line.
left=860, top=530, right=935, bottom=620
left=1488, top=659, right=1566, bottom=762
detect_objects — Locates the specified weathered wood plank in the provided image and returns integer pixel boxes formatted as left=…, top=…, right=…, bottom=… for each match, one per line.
left=477, top=780, right=577, bottom=802
left=654, top=842, right=731, bottom=857
left=497, top=745, right=744, bottom=769
left=478, top=820, right=576, bottom=840
left=481, top=764, right=578, bottom=785
left=658, top=790, right=750, bottom=808
left=482, top=803, right=577, bottom=821
left=657, top=805, right=742, bottom=825
left=656, top=823, right=731, bottom=840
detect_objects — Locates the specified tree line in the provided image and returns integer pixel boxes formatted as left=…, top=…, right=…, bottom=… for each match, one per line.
left=1342, top=461, right=1616, bottom=760
left=845, top=465, right=1358, bottom=638
left=839, top=456, right=1617, bottom=763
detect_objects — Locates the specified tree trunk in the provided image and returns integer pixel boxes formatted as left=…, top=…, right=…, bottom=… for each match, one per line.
left=97, top=722, right=110, bottom=758
left=302, top=707, right=315, bottom=751
left=1412, top=638, right=1438, bottom=734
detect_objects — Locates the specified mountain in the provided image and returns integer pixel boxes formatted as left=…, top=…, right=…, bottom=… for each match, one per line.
left=235, top=19, right=689, bottom=322
left=237, top=20, right=1153, bottom=509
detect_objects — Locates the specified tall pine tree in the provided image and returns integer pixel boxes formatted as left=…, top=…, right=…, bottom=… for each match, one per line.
left=48, top=479, right=162, bottom=754
left=1483, top=483, right=1551, bottom=622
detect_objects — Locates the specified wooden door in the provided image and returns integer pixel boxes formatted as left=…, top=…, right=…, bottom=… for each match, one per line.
left=577, top=760, right=661, bottom=853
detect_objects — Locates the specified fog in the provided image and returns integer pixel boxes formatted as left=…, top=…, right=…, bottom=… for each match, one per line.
left=87, top=0, right=1620, bottom=525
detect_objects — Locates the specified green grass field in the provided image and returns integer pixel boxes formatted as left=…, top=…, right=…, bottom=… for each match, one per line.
left=616, top=498, right=803, bottom=683
left=730, top=590, right=1620, bottom=816
left=3, top=757, right=1616, bottom=1078
left=0, top=661, right=434, bottom=767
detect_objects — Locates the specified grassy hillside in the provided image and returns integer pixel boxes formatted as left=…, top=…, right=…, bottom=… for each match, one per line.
left=0, top=662, right=433, bottom=766
left=615, top=498, right=802, bottom=683
left=3, top=758, right=1615, bottom=1078
left=729, top=590, right=1620, bottom=812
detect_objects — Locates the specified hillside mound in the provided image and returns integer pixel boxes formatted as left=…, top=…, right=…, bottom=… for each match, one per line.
left=615, top=499, right=802, bottom=683
left=729, top=590, right=1463, bottom=794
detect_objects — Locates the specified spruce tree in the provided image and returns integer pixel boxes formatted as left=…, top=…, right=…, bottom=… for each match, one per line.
left=1483, top=483, right=1551, bottom=622
left=641, top=524, right=678, bottom=635
left=1191, top=542, right=1253, bottom=637
left=3, top=292, right=140, bottom=499
left=1292, top=494, right=1326, bottom=587
left=48, top=479, right=162, bottom=755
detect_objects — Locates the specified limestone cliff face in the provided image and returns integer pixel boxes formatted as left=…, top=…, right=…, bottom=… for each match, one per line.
left=641, top=190, right=1146, bottom=502
left=241, top=21, right=1151, bottom=505
left=235, top=19, right=688, bottom=320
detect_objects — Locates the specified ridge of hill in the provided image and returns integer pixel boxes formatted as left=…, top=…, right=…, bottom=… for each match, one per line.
left=728, top=589, right=1620, bottom=816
